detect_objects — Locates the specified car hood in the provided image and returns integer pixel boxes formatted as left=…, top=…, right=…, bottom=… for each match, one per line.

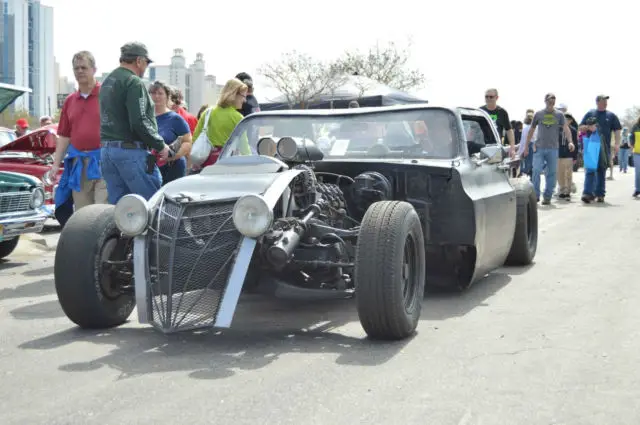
left=0, top=125, right=58, bottom=154
left=0, top=170, right=41, bottom=190
left=0, top=82, right=32, bottom=115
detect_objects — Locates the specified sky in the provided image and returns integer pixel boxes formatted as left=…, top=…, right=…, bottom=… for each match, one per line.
left=43, top=0, right=639, bottom=122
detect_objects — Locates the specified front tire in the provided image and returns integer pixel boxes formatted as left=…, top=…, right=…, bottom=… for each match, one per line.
left=355, top=201, right=426, bottom=340
left=505, top=180, right=538, bottom=265
left=0, top=236, right=20, bottom=260
left=54, top=204, right=135, bottom=329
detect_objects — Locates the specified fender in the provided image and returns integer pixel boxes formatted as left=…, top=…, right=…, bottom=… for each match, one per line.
left=133, top=155, right=302, bottom=325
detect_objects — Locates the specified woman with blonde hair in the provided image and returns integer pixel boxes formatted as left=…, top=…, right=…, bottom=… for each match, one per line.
left=192, top=78, right=251, bottom=170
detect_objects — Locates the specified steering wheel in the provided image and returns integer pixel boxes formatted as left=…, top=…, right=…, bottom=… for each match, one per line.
left=367, top=143, right=391, bottom=156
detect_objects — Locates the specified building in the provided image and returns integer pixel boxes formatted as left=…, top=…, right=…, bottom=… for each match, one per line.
left=0, top=0, right=55, bottom=117
left=54, top=59, right=76, bottom=109
left=148, top=49, right=222, bottom=115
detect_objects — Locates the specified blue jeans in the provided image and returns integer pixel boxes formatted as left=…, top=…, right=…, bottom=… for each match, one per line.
left=635, top=154, right=640, bottom=192
left=619, top=148, right=630, bottom=171
left=532, top=148, right=558, bottom=200
left=100, top=145, right=162, bottom=204
left=160, top=157, right=187, bottom=186
left=583, top=168, right=606, bottom=198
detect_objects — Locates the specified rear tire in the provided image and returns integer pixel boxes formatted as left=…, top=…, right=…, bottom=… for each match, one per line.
left=0, top=236, right=20, bottom=260
left=505, top=180, right=538, bottom=266
left=355, top=201, right=426, bottom=340
left=54, top=204, right=135, bottom=329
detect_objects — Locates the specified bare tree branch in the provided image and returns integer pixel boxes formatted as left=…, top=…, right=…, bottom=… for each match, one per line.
left=332, top=38, right=425, bottom=92
left=622, top=106, right=640, bottom=129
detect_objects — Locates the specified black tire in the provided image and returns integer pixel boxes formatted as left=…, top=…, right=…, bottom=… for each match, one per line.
left=355, top=201, right=426, bottom=340
left=505, top=180, right=538, bottom=266
left=0, top=236, right=20, bottom=260
left=54, top=204, right=135, bottom=329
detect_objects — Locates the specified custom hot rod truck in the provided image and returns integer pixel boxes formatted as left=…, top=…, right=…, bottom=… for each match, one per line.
left=54, top=105, right=538, bottom=341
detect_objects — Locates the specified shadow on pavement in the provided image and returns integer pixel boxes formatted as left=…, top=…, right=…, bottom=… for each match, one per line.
left=422, top=271, right=512, bottom=320
left=10, top=299, right=62, bottom=320
left=22, top=265, right=55, bottom=277
left=19, top=297, right=412, bottom=380
left=0, top=278, right=55, bottom=301
left=0, top=260, right=28, bottom=272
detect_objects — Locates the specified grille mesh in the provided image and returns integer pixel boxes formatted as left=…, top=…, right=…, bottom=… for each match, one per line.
left=0, top=192, right=31, bottom=214
left=147, top=198, right=242, bottom=332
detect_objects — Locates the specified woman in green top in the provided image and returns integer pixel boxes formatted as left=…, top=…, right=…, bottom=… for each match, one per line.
left=192, top=78, right=251, bottom=168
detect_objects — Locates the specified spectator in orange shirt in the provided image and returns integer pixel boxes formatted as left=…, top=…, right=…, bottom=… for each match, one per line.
left=170, top=89, right=198, bottom=134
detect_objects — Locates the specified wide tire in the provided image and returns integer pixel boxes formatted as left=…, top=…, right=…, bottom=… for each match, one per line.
left=54, top=204, right=135, bottom=329
left=0, top=236, right=20, bottom=260
left=355, top=201, right=426, bottom=340
left=505, top=180, right=538, bottom=266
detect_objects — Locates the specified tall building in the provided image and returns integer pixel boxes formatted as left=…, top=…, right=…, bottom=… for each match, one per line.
left=0, top=0, right=55, bottom=117
left=148, top=49, right=220, bottom=115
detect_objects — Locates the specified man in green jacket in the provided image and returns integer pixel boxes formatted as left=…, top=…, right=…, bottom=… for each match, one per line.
left=99, top=42, right=170, bottom=204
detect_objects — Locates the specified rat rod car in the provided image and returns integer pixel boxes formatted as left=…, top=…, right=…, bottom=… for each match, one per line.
left=54, top=105, right=537, bottom=340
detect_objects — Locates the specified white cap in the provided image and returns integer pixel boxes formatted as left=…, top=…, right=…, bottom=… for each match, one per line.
left=557, top=103, right=568, bottom=111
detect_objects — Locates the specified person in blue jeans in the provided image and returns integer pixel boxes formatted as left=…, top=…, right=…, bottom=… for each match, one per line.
left=99, top=42, right=170, bottom=204
left=523, top=93, right=575, bottom=205
left=618, top=127, right=631, bottom=173
left=579, top=95, right=622, bottom=203
left=149, top=81, right=193, bottom=185
left=630, top=118, right=640, bottom=198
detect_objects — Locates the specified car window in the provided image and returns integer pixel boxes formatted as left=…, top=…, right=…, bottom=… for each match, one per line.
left=222, top=108, right=460, bottom=160
left=0, top=130, right=16, bottom=148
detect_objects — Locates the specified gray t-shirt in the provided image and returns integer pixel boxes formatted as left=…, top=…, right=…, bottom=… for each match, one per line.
left=532, top=109, right=565, bottom=149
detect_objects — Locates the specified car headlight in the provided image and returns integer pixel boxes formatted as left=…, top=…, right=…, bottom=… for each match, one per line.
left=30, top=187, right=45, bottom=208
left=114, top=194, right=150, bottom=236
left=232, top=194, right=273, bottom=238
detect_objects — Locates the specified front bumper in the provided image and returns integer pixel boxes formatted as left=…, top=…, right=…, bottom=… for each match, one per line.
left=0, top=209, right=48, bottom=241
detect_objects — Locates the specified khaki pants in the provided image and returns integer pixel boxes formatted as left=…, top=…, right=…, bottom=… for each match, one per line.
left=556, top=158, right=574, bottom=195
left=71, top=157, right=108, bottom=210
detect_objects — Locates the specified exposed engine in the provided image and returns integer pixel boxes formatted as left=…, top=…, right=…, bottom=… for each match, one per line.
left=255, top=167, right=395, bottom=293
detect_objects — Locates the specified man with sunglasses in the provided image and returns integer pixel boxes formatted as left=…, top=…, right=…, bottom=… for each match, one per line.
left=480, top=88, right=515, bottom=158
left=99, top=42, right=170, bottom=205
left=523, top=93, right=574, bottom=205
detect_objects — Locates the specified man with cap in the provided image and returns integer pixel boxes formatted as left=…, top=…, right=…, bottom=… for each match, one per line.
left=14, top=118, right=29, bottom=137
left=578, top=95, right=622, bottom=202
left=235, top=72, right=260, bottom=117
left=523, top=93, right=574, bottom=205
left=99, top=41, right=170, bottom=204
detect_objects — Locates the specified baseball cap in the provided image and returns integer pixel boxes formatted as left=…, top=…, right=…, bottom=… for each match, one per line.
left=120, top=42, right=153, bottom=63
left=16, top=118, right=29, bottom=128
left=595, top=94, right=609, bottom=102
left=557, top=103, right=568, bottom=110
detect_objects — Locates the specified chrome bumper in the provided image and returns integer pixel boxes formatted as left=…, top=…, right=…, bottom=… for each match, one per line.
left=0, top=210, right=48, bottom=240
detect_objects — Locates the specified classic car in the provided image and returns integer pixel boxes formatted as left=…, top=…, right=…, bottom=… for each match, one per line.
left=0, top=170, right=48, bottom=259
left=0, top=83, right=61, bottom=217
left=53, top=105, right=538, bottom=341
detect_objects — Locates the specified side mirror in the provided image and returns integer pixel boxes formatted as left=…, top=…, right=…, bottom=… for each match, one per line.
left=479, top=145, right=503, bottom=164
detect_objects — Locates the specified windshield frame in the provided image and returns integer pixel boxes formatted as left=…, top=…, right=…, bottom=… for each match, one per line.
left=220, top=106, right=465, bottom=161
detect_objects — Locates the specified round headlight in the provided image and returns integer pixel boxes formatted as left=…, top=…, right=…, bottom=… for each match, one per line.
left=277, top=137, right=298, bottom=160
left=257, top=137, right=277, bottom=157
left=232, top=194, right=273, bottom=238
left=30, top=187, right=45, bottom=208
left=114, top=194, right=150, bottom=236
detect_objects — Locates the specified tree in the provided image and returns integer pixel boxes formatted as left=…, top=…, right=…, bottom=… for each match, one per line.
left=332, top=39, right=425, bottom=92
left=0, top=108, right=38, bottom=128
left=258, top=51, right=345, bottom=109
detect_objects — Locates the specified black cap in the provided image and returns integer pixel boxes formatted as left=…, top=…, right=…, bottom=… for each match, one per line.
left=120, top=42, right=153, bottom=63
left=595, top=94, right=609, bottom=102
left=235, top=72, right=252, bottom=81
left=585, top=116, right=598, bottom=125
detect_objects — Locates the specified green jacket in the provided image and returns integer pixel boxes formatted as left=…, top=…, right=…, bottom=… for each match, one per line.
left=99, top=67, right=165, bottom=151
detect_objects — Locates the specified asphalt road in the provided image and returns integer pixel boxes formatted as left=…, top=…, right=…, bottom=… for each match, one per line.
left=1, top=170, right=639, bottom=425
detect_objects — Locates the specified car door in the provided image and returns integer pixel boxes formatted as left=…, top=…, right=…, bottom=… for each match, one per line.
left=460, top=113, right=516, bottom=270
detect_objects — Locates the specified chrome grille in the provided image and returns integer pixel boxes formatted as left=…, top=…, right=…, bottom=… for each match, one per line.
left=147, top=197, right=242, bottom=333
left=0, top=192, right=31, bottom=214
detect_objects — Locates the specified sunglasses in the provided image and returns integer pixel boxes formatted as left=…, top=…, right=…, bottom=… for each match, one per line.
left=485, top=95, right=496, bottom=99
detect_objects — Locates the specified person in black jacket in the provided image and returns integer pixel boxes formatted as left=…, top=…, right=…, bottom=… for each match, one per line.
left=557, top=113, right=579, bottom=199
left=235, top=72, right=260, bottom=117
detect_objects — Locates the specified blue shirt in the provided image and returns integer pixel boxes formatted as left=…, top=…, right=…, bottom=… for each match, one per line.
left=156, top=111, right=190, bottom=179
left=580, top=109, right=622, bottom=148
left=55, top=145, right=101, bottom=209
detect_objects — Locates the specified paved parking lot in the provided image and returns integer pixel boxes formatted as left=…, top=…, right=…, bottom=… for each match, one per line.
left=1, top=170, right=639, bottom=425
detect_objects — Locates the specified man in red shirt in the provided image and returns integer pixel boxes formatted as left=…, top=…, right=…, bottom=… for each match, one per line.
left=170, top=89, right=198, bottom=133
left=50, top=50, right=107, bottom=212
